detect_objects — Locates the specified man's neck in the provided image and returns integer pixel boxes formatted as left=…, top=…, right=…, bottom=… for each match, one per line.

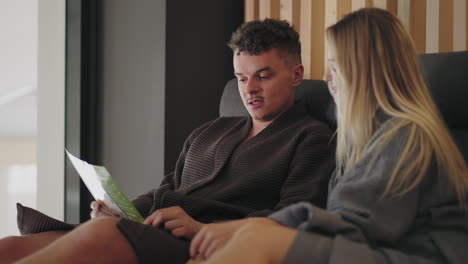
left=244, top=120, right=272, bottom=141
left=245, top=103, right=295, bottom=141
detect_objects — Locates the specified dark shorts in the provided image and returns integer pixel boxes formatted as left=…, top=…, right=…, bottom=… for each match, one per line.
left=117, top=218, right=190, bottom=264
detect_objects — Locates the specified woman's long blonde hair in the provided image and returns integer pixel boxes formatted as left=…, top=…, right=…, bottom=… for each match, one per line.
left=326, top=8, right=468, bottom=204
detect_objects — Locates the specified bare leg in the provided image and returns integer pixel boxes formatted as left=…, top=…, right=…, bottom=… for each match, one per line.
left=15, top=217, right=137, bottom=264
left=0, top=231, right=66, bottom=264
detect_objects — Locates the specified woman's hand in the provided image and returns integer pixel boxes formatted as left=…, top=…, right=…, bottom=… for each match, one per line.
left=202, top=218, right=297, bottom=264
left=190, top=219, right=250, bottom=260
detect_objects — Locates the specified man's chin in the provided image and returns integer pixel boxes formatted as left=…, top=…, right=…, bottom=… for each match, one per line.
left=250, top=113, right=280, bottom=123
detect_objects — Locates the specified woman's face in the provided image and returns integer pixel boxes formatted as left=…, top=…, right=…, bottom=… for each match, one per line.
left=324, top=44, right=340, bottom=104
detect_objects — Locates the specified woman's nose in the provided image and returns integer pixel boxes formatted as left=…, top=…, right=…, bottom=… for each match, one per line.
left=323, top=69, right=332, bottom=82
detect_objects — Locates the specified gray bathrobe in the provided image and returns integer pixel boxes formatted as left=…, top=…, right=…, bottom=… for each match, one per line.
left=270, top=115, right=468, bottom=264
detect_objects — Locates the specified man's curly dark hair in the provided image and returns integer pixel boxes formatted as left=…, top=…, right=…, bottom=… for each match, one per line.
left=228, top=18, right=301, bottom=64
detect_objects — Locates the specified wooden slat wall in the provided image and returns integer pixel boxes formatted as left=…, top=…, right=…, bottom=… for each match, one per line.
left=439, top=0, right=454, bottom=52
left=245, top=0, right=468, bottom=79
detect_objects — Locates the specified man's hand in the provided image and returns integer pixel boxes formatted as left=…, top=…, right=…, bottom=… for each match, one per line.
left=90, top=200, right=121, bottom=219
left=143, top=206, right=203, bottom=239
left=189, top=219, right=249, bottom=260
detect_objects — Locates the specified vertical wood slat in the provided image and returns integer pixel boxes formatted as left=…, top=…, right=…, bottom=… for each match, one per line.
left=337, top=0, right=352, bottom=20
left=439, top=0, right=454, bottom=52
left=272, top=0, right=281, bottom=19
left=324, top=0, right=338, bottom=79
left=373, top=0, right=388, bottom=9
left=352, top=0, right=367, bottom=11
left=259, top=0, right=268, bottom=20
left=259, top=0, right=281, bottom=20
left=410, top=0, right=426, bottom=53
left=426, top=0, right=439, bottom=53
left=311, top=0, right=326, bottom=79
left=387, top=0, right=398, bottom=14
left=398, top=0, right=411, bottom=30
left=300, top=0, right=326, bottom=79
left=280, top=0, right=301, bottom=32
left=245, top=0, right=259, bottom=22
left=453, top=0, right=467, bottom=51
left=325, top=0, right=338, bottom=28
left=300, top=0, right=313, bottom=79
left=280, top=0, right=291, bottom=21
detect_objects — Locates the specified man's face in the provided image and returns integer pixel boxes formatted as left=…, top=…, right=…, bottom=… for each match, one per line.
left=233, top=48, right=303, bottom=124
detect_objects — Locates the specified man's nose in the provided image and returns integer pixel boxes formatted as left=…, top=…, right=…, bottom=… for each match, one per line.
left=245, top=78, right=259, bottom=94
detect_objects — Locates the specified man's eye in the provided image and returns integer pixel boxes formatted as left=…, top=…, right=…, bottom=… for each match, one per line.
left=237, top=78, right=246, bottom=83
left=258, top=75, right=270, bottom=80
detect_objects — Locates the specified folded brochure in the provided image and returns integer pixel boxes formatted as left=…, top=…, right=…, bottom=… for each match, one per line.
left=66, top=150, right=144, bottom=223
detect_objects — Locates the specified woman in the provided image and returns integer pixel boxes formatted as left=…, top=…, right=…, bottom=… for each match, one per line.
left=193, top=8, right=468, bottom=264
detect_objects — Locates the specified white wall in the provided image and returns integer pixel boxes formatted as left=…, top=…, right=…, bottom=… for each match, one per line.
left=0, top=141, right=36, bottom=237
left=0, top=0, right=39, bottom=236
left=36, top=0, right=66, bottom=220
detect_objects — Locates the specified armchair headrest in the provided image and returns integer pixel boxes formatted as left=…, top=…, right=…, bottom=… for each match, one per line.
left=420, top=51, right=468, bottom=129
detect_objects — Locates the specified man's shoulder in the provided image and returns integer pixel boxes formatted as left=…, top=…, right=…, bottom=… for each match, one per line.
left=278, top=102, right=334, bottom=136
left=295, top=114, right=334, bottom=136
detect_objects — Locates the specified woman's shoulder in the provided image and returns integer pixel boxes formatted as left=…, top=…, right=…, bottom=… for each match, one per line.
left=367, top=112, right=415, bottom=154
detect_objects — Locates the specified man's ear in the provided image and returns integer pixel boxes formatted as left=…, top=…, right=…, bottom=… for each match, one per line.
left=292, top=64, right=304, bottom=87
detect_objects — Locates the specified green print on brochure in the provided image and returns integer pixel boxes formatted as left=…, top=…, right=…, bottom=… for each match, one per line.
left=66, top=150, right=145, bottom=223
left=94, top=166, right=145, bottom=223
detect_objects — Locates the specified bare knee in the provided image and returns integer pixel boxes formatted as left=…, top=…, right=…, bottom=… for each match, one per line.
left=0, top=235, right=22, bottom=252
left=63, top=217, right=137, bottom=263
left=0, top=236, right=27, bottom=263
left=71, top=217, right=120, bottom=248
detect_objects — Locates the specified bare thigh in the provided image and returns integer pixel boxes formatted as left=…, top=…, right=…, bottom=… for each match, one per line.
left=0, top=231, right=66, bottom=264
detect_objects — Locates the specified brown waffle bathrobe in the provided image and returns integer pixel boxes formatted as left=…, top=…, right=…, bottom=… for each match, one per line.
left=17, top=103, right=336, bottom=264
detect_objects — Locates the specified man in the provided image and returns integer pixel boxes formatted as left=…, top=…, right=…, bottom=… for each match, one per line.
left=0, top=19, right=335, bottom=264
